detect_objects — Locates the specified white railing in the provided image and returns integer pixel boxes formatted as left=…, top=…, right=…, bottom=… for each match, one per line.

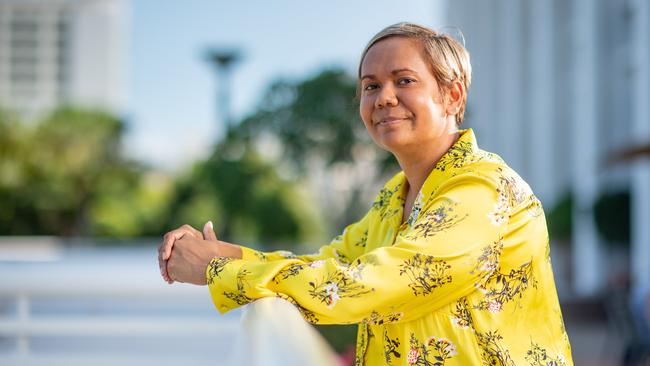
left=230, top=297, right=340, bottom=366
left=0, top=240, right=340, bottom=366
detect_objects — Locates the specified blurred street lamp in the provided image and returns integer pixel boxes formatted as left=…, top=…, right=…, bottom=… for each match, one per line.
left=205, top=48, right=242, bottom=132
left=608, top=143, right=650, bottom=165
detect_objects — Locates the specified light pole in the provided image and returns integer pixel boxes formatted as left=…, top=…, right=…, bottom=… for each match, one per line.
left=205, top=48, right=242, bottom=132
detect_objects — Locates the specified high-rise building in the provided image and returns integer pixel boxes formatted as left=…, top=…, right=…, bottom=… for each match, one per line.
left=0, top=0, right=128, bottom=118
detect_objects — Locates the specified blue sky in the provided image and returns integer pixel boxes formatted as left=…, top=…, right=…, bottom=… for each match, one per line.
left=126, top=0, right=446, bottom=171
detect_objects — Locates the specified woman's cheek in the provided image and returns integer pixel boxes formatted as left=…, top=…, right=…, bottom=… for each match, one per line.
left=359, top=99, right=373, bottom=124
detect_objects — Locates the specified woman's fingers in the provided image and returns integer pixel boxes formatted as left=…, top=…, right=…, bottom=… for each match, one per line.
left=158, top=225, right=202, bottom=283
left=160, top=231, right=184, bottom=261
left=159, top=225, right=201, bottom=260
left=203, top=221, right=218, bottom=241
left=159, top=231, right=187, bottom=283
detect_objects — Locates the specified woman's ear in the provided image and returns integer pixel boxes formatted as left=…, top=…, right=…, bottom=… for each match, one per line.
left=445, top=80, right=464, bottom=116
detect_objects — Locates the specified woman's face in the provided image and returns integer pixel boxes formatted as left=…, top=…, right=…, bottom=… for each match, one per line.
left=359, top=37, right=456, bottom=155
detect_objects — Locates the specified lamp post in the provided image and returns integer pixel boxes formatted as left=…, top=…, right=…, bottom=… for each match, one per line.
left=205, top=48, right=242, bottom=131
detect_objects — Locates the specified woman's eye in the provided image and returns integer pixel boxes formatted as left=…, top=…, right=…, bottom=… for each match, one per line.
left=398, top=78, right=415, bottom=85
left=363, top=83, right=378, bottom=91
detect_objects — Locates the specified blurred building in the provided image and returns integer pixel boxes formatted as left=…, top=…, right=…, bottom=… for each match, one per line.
left=446, top=0, right=650, bottom=297
left=0, top=0, right=128, bottom=118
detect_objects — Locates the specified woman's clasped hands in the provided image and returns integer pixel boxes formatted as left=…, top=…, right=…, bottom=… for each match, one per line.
left=157, top=221, right=242, bottom=285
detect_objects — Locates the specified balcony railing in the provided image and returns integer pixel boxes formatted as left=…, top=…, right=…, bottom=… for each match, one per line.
left=0, top=240, right=339, bottom=366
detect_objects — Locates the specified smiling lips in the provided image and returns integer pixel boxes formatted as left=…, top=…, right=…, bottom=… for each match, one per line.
left=375, top=116, right=409, bottom=126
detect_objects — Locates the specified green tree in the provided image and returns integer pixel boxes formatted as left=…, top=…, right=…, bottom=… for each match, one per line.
left=0, top=107, right=154, bottom=237
left=163, top=138, right=322, bottom=249
left=0, top=109, right=33, bottom=233
left=89, top=170, right=173, bottom=238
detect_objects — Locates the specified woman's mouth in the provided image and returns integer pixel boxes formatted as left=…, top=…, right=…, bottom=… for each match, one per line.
left=377, top=118, right=407, bottom=127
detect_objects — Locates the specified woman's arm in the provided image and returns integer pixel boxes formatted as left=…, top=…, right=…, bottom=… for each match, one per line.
left=238, top=211, right=371, bottom=265
left=206, top=169, right=512, bottom=324
left=160, top=203, right=372, bottom=284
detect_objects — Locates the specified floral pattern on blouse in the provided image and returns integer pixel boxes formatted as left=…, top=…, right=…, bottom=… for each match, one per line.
left=474, top=260, right=537, bottom=313
left=383, top=329, right=401, bottom=365
left=450, top=297, right=473, bottom=329
left=205, top=129, right=573, bottom=366
left=308, top=269, right=373, bottom=308
left=434, top=140, right=477, bottom=172
left=476, top=330, right=516, bottom=366
left=399, top=254, right=452, bottom=296
left=405, top=200, right=467, bottom=240
left=222, top=268, right=253, bottom=306
left=361, top=310, right=404, bottom=325
left=373, top=184, right=403, bottom=220
left=406, top=333, right=457, bottom=365
left=526, top=342, right=568, bottom=366
left=272, top=263, right=306, bottom=284
left=206, top=257, right=234, bottom=285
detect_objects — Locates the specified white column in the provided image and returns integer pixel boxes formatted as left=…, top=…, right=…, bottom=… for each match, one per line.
left=39, top=7, right=59, bottom=111
left=528, top=0, right=555, bottom=206
left=631, top=0, right=650, bottom=298
left=68, top=0, right=128, bottom=114
left=571, top=0, right=600, bottom=296
left=498, top=0, right=524, bottom=173
left=0, top=5, right=10, bottom=103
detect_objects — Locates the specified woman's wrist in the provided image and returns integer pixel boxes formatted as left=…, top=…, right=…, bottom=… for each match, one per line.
left=216, top=240, right=243, bottom=259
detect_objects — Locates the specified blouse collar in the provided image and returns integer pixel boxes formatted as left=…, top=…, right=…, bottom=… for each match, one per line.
left=388, top=128, right=481, bottom=225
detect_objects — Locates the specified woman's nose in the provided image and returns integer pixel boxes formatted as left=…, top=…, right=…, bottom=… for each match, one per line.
left=375, top=85, right=398, bottom=108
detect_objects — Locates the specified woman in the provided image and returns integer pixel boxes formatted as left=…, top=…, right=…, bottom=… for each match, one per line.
left=158, top=22, right=573, bottom=365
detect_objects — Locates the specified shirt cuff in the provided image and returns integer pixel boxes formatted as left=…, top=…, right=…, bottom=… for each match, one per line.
left=240, top=246, right=265, bottom=262
left=205, top=256, right=250, bottom=314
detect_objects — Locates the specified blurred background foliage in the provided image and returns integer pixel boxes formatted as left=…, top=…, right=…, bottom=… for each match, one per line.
left=0, top=107, right=144, bottom=236
left=162, top=143, right=324, bottom=249
left=546, top=188, right=631, bottom=249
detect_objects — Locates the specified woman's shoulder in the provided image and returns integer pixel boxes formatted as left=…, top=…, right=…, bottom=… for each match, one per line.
left=433, top=129, right=507, bottom=175
left=432, top=147, right=536, bottom=205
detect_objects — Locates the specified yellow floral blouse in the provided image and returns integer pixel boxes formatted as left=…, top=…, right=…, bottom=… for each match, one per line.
left=206, top=129, right=573, bottom=366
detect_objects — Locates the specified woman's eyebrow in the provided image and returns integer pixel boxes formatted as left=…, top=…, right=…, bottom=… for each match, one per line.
left=392, top=68, right=418, bottom=75
left=361, top=68, right=418, bottom=80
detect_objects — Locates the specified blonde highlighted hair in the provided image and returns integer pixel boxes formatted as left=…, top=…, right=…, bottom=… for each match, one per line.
left=358, top=22, right=472, bottom=126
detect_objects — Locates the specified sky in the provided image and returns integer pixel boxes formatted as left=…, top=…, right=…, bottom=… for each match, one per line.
left=125, top=0, right=446, bottom=171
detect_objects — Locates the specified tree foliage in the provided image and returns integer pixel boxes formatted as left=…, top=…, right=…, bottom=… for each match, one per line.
left=0, top=106, right=322, bottom=245
left=163, top=139, right=322, bottom=248
left=0, top=107, right=146, bottom=236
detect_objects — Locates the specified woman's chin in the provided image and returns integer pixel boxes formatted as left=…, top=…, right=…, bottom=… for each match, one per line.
left=376, top=134, right=411, bottom=154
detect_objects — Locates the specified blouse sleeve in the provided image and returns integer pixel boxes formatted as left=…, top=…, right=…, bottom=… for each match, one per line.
left=207, top=169, right=506, bottom=324
left=238, top=209, right=371, bottom=265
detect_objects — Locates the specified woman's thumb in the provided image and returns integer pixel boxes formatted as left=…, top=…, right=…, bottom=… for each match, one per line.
left=203, top=221, right=218, bottom=241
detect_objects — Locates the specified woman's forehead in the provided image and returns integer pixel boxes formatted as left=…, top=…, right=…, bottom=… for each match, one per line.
left=361, top=38, right=429, bottom=76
